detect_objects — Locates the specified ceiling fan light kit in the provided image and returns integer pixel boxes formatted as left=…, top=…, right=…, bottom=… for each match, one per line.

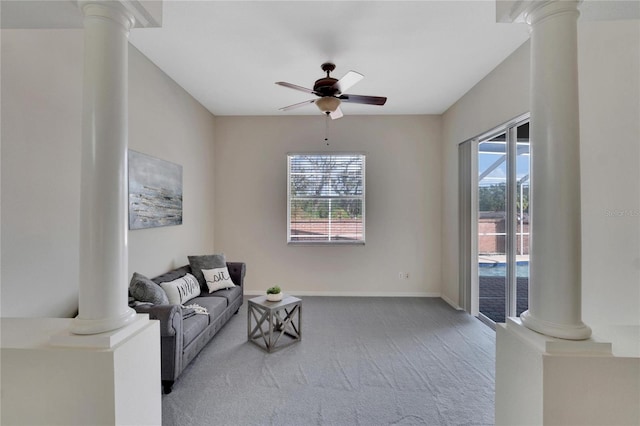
left=276, top=62, right=387, bottom=120
left=315, top=96, right=340, bottom=113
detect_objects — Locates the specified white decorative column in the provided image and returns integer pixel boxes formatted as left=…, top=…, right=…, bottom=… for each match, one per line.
left=1, top=2, right=164, bottom=424
left=71, top=1, right=137, bottom=335
left=493, top=3, right=640, bottom=424
left=517, top=0, right=591, bottom=340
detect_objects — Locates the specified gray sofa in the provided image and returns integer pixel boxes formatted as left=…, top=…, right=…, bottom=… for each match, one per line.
left=131, top=262, right=245, bottom=394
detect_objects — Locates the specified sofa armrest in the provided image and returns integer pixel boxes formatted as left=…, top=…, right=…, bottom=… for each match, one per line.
left=134, top=304, right=182, bottom=337
left=227, top=262, right=246, bottom=288
left=133, top=303, right=183, bottom=384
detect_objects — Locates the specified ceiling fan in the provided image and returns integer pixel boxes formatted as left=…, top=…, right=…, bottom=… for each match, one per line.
left=276, top=63, right=387, bottom=119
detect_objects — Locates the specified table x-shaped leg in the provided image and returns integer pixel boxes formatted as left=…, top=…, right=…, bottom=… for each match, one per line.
left=271, top=305, right=301, bottom=348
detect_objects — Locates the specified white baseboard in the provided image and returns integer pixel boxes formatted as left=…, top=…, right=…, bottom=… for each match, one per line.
left=244, top=289, right=441, bottom=298
left=441, top=294, right=463, bottom=310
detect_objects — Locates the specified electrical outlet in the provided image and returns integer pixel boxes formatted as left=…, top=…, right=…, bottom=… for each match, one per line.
left=404, top=272, right=410, bottom=279
left=398, top=272, right=404, bottom=279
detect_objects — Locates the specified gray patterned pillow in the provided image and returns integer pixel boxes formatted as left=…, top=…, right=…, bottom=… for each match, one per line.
left=129, top=272, right=169, bottom=305
left=188, top=254, right=226, bottom=288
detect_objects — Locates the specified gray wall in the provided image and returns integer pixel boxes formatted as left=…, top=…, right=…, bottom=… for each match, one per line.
left=214, top=115, right=443, bottom=296
left=2, top=18, right=638, bottom=325
left=1, top=29, right=217, bottom=317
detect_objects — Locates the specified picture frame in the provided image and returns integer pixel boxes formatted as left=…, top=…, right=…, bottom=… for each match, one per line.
left=128, top=150, right=183, bottom=230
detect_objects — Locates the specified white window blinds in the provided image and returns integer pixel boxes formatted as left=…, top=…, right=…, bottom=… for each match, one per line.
left=287, top=154, right=365, bottom=244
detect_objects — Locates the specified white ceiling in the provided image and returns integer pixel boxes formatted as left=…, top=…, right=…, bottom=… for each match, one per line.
left=3, top=1, right=637, bottom=117
left=127, top=1, right=531, bottom=116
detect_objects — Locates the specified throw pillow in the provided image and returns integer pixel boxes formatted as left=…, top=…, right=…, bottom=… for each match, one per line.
left=129, top=272, right=169, bottom=305
left=188, top=254, right=227, bottom=289
left=202, top=266, right=236, bottom=293
left=160, top=273, right=201, bottom=305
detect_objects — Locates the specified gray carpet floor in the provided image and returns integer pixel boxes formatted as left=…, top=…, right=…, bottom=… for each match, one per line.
left=162, top=297, right=495, bottom=426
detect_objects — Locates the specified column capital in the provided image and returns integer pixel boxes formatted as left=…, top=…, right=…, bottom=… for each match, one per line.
left=497, top=0, right=580, bottom=24
left=79, top=1, right=136, bottom=31
left=525, top=0, right=581, bottom=26
left=77, top=0, right=162, bottom=29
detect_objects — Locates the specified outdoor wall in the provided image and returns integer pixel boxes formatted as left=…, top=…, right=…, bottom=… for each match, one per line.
left=213, top=115, right=442, bottom=296
left=442, top=20, right=640, bottom=326
left=1, top=29, right=216, bottom=317
left=477, top=216, right=529, bottom=255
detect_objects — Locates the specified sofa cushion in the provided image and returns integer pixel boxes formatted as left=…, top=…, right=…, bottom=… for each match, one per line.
left=182, top=314, right=209, bottom=349
left=160, top=273, right=201, bottom=305
left=129, top=272, right=169, bottom=305
left=199, top=285, right=242, bottom=307
left=202, top=266, right=236, bottom=293
left=188, top=254, right=226, bottom=290
left=191, top=295, right=227, bottom=320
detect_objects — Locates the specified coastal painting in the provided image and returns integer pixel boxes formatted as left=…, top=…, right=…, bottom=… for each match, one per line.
left=128, top=150, right=183, bottom=230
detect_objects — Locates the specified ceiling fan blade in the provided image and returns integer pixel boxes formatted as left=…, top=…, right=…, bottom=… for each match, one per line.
left=332, top=71, right=363, bottom=94
left=279, top=99, right=316, bottom=111
left=339, top=94, right=387, bottom=106
left=275, top=81, right=316, bottom=94
left=329, top=106, right=344, bottom=120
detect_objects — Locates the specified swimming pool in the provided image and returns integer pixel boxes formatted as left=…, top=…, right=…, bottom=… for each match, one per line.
left=479, top=262, right=529, bottom=277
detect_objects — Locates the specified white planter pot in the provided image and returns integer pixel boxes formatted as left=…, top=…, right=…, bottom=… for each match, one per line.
left=266, top=292, right=283, bottom=302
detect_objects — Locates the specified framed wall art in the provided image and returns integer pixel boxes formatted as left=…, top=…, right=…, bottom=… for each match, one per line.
left=128, top=150, right=183, bottom=230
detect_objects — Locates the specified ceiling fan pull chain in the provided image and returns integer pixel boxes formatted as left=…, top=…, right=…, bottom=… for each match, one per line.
left=325, top=113, right=330, bottom=146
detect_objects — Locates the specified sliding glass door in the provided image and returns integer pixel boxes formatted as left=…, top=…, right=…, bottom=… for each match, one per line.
left=475, top=118, right=530, bottom=324
left=477, top=132, right=508, bottom=322
left=514, top=123, right=530, bottom=318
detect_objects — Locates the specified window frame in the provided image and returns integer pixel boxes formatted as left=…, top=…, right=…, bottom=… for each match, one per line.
left=287, top=152, right=366, bottom=245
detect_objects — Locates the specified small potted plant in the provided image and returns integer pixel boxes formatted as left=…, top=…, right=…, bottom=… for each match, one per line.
left=266, top=286, right=283, bottom=302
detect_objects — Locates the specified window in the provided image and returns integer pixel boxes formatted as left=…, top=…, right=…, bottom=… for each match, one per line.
left=287, top=153, right=365, bottom=244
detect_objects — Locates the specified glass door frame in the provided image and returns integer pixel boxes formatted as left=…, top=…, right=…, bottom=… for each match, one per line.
left=459, top=113, right=530, bottom=327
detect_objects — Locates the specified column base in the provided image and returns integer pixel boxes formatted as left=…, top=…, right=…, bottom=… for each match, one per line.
left=520, top=309, right=592, bottom=340
left=1, top=316, right=161, bottom=426
left=70, top=306, right=137, bottom=335
left=496, top=319, right=639, bottom=426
